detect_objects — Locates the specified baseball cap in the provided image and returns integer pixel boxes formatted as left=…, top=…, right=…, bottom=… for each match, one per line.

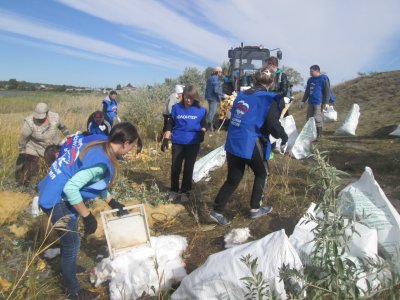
left=33, top=103, right=49, bottom=119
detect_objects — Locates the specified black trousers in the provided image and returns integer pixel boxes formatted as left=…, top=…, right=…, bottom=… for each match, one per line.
left=213, top=141, right=269, bottom=213
left=171, top=143, right=200, bottom=194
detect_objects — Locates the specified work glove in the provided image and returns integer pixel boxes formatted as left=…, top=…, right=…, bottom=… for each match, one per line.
left=323, top=104, right=330, bottom=111
left=83, top=212, right=97, bottom=235
left=108, top=198, right=128, bottom=217
left=280, top=143, right=287, bottom=154
left=199, top=131, right=205, bottom=143
left=161, top=138, right=170, bottom=152
left=299, top=102, right=305, bottom=109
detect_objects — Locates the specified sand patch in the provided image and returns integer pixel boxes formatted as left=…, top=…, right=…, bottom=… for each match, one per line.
left=0, top=191, right=31, bottom=225
left=90, top=200, right=185, bottom=239
left=8, top=224, right=29, bottom=237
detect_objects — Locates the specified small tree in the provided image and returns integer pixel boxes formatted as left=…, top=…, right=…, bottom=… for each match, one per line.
left=116, top=84, right=122, bottom=90
left=282, top=66, right=304, bottom=86
left=8, top=78, right=18, bottom=90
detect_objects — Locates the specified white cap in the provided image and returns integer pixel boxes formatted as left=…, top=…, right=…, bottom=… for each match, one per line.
left=215, top=66, right=222, bottom=72
left=33, top=102, right=49, bottom=119
left=175, top=84, right=183, bottom=94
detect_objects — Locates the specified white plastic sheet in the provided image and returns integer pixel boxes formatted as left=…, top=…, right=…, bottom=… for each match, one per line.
left=389, top=124, right=400, bottom=136
left=192, top=145, right=226, bottom=183
left=335, top=103, right=360, bottom=135
left=291, top=117, right=317, bottom=160
left=339, top=167, right=400, bottom=263
left=172, top=230, right=303, bottom=300
left=322, top=105, right=338, bottom=122
left=91, top=235, right=187, bottom=300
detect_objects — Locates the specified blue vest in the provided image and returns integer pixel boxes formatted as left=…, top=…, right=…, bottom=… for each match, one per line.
left=38, top=145, right=114, bottom=209
left=103, top=98, right=118, bottom=122
left=306, top=74, right=330, bottom=105
left=171, top=103, right=206, bottom=144
left=59, top=133, right=108, bottom=158
left=225, top=90, right=274, bottom=159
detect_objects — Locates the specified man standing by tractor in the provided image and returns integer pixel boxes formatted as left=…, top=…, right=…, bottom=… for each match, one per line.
left=299, top=65, right=333, bottom=141
left=205, top=66, right=228, bottom=132
left=265, top=56, right=290, bottom=118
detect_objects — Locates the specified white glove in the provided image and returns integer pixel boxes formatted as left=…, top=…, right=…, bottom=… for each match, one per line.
left=283, top=97, right=291, bottom=104
left=323, top=104, right=329, bottom=111
left=223, top=94, right=229, bottom=100
left=299, top=102, right=305, bottom=109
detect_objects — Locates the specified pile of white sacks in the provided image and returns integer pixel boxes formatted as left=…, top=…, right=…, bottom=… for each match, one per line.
left=88, top=165, right=399, bottom=299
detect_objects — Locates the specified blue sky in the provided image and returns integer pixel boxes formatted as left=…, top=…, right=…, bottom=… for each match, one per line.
left=1, top=0, right=399, bottom=88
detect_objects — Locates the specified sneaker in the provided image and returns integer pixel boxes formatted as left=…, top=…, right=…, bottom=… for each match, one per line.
left=180, top=193, right=190, bottom=203
left=250, top=206, right=273, bottom=219
left=210, top=210, right=231, bottom=225
left=67, top=288, right=100, bottom=300
left=168, top=191, right=178, bottom=202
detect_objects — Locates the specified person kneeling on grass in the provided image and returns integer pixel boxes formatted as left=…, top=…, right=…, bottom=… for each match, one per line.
left=161, top=85, right=207, bottom=203
left=37, top=122, right=142, bottom=299
left=210, top=67, right=288, bottom=225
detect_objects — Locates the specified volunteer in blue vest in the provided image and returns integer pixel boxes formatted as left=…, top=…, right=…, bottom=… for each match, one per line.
left=87, top=111, right=112, bottom=136
left=37, top=122, right=142, bottom=299
left=161, top=85, right=207, bottom=203
left=44, top=131, right=109, bottom=166
left=102, top=90, right=119, bottom=125
left=299, top=65, right=334, bottom=140
left=210, top=67, right=288, bottom=225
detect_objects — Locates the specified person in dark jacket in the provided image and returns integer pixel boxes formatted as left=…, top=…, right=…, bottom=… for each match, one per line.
left=87, top=111, right=112, bottom=136
left=210, top=67, right=288, bottom=225
left=299, top=65, right=333, bottom=140
left=161, top=85, right=207, bottom=203
left=205, top=67, right=228, bottom=131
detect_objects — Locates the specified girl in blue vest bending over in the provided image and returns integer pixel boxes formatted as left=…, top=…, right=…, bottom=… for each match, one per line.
left=37, top=122, right=142, bottom=299
left=210, top=67, right=288, bottom=225
left=161, top=85, right=207, bottom=203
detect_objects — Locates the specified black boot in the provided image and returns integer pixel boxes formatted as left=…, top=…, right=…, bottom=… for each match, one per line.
left=316, top=127, right=322, bottom=141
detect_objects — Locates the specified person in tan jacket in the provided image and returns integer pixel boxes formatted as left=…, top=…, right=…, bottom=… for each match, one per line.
left=16, top=102, right=69, bottom=186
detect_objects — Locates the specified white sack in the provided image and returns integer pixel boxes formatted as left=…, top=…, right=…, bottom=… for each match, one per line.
left=31, top=196, right=43, bottom=217
left=270, top=115, right=299, bottom=152
left=43, top=248, right=61, bottom=259
left=335, top=103, right=360, bottom=135
left=291, top=117, right=317, bottom=160
left=389, top=124, right=400, bottom=136
left=172, top=229, right=304, bottom=300
left=339, top=167, right=400, bottom=263
left=192, top=145, right=226, bottom=183
left=323, top=105, right=338, bottom=122
left=91, top=235, right=187, bottom=300
left=289, top=203, right=378, bottom=266
left=224, top=228, right=251, bottom=249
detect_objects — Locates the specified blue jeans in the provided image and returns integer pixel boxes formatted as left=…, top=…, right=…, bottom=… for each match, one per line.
left=207, top=100, right=218, bottom=125
left=45, top=202, right=81, bottom=295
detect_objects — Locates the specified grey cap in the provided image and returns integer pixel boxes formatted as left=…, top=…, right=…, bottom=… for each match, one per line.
left=33, top=102, right=49, bottom=119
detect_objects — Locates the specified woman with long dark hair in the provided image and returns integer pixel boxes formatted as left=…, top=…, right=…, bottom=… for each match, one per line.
left=161, top=85, right=207, bottom=202
left=38, top=122, right=142, bottom=299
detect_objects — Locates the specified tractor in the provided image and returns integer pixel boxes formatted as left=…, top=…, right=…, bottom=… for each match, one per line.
left=222, top=43, right=282, bottom=95
left=215, top=43, right=282, bottom=130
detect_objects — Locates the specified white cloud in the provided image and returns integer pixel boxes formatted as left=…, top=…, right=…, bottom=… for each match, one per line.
left=0, top=8, right=202, bottom=71
left=57, top=0, right=400, bottom=84
left=57, top=0, right=233, bottom=64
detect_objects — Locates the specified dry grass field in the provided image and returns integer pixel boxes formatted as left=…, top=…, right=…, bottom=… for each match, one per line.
left=0, top=71, right=399, bottom=299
